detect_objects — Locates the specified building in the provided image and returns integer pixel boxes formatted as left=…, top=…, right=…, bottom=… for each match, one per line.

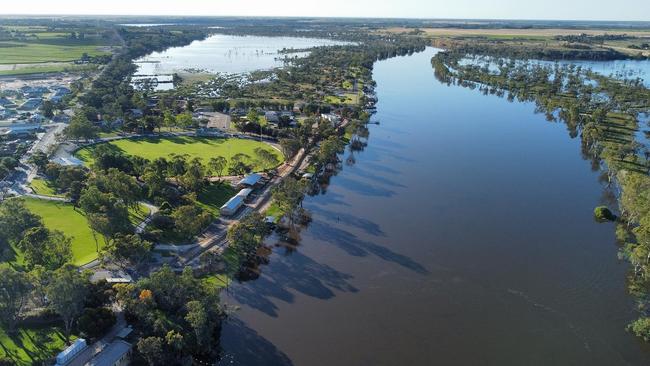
left=129, top=109, right=144, bottom=118
left=236, top=188, right=254, bottom=202
left=0, top=108, right=17, bottom=119
left=55, top=338, right=87, bottom=366
left=52, top=114, right=71, bottom=123
left=51, top=156, right=84, bottom=166
left=206, top=112, right=232, bottom=130
left=237, top=188, right=253, bottom=198
left=18, top=98, right=43, bottom=111
left=86, top=340, right=132, bottom=366
left=53, top=86, right=72, bottom=97
left=237, top=173, right=263, bottom=189
left=264, top=111, right=280, bottom=124
left=30, top=113, right=45, bottom=123
left=0, top=97, right=16, bottom=108
left=220, top=195, right=245, bottom=216
left=0, top=124, right=42, bottom=137
left=320, top=113, right=342, bottom=126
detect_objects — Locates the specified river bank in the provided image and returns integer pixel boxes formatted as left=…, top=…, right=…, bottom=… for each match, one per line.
left=217, top=48, right=650, bottom=366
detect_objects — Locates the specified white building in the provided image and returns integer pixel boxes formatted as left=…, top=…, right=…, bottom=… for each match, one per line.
left=220, top=195, right=245, bottom=216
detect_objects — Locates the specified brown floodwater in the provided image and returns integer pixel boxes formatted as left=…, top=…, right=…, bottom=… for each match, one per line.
left=218, top=48, right=650, bottom=366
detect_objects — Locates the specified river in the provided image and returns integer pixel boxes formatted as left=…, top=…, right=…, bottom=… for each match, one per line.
left=218, top=48, right=650, bottom=365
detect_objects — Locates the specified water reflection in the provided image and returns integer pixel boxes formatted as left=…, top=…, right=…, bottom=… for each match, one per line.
left=220, top=48, right=650, bottom=365
left=218, top=318, right=294, bottom=366
left=227, top=248, right=358, bottom=317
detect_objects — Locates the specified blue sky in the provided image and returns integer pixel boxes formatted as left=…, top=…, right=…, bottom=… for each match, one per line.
left=2, top=0, right=649, bottom=21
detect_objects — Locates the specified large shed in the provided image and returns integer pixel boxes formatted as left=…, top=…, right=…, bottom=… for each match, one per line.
left=220, top=195, right=245, bottom=216
left=237, top=173, right=262, bottom=188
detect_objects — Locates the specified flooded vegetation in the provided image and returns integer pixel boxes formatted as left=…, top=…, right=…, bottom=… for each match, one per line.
left=219, top=48, right=650, bottom=365
left=133, top=34, right=351, bottom=89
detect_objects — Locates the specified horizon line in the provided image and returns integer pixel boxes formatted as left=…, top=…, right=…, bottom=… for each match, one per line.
left=1, top=14, right=649, bottom=24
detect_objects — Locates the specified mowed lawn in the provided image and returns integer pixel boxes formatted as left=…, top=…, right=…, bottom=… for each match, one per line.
left=28, top=178, right=61, bottom=197
left=22, top=198, right=150, bottom=266
left=195, top=182, right=237, bottom=216
left=76, top=136, right=284, bottom=172
left=0, top=325, right=70, bottom=366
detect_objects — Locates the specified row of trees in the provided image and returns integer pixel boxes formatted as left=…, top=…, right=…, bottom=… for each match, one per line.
left=431, top=50, right=650, bottom=340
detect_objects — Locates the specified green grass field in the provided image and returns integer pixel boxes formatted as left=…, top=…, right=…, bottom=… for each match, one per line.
left=75, top=136, right=284, bottom=172
left=0, top=41, right=109, bottom=64
left=22, top=198, right=150, bottom=266
left=195, top=182, right=237, bottom=216
left=325, top=93, right=360, bottom=105
left=0, top=324, right=70, bottom=365
left=0, top=63, right=98, bottom=76
left=29, top=178, right=61, bottom=197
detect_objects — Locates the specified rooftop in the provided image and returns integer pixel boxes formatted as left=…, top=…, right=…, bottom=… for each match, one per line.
left=86, top=340, right=132, bottom=366
left=221, top=195, right=244, bottom=211
left=238, top=173, right=262, bottom=187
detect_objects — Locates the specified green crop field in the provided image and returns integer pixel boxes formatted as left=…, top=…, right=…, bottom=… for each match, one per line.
left=0, top=63, right=98, bottom=76
left=22, top=198, right=150, bottom=266
left=0, top=41, right=109, bottom=64
left=75, top=136, right=284, bottom=172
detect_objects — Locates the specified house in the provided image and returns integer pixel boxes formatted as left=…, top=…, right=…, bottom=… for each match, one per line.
left=293, top=102, right=305, bottom=113
left=52, top=114, right=71, bottom=123
left=30, top=113, right=45, bottom=123
left=237, top=173, right=263, bottom=189
left=279, top=111, right=294, bottom=119
left=0, top=124, right=42, bottom=137
left=51, top=156, right=84, bottom=166
left=0, top=97, right=16, bottom=108
left=0, top=108, right=17, bottom=119
left=206, top=112, right=231, bottom=130
left=220, top=195, right=244, bottom=216
left=18, top=98, right=42, bottom=111
left=53, top=86, right=71, bottom=96
left=321, top=113, right=341, bottom=126
left=21, top=86, right=49, bottom=99
left=55, top=338, right=88, bottom=366
left=86, top=340, right=132, bottom=366
left=264, top=111, right=280, bottom=124
left=129, top=109, right=144, bottom=118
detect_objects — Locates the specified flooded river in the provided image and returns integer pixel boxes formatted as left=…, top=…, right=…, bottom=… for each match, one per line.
left=219, top=48, right=650, bottom=365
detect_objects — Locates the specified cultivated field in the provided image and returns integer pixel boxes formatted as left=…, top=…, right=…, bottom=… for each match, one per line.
left=0, top=42, right=109, bottom=64
left=381, top=27, right=650, bottom=38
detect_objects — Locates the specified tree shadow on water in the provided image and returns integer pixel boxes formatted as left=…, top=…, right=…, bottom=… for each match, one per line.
left=218, top=317, right=294, bottom=366
left=226, top=251, right=357, bottom=317
left=334, top=176, right=396, bottom=197
left=308, top=205, right=386, bottom=237
left=308, top=221, right=429, bottom=275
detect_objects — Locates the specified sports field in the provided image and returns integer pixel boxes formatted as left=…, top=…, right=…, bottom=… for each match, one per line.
left=76, top=136, right=284, bottom=172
